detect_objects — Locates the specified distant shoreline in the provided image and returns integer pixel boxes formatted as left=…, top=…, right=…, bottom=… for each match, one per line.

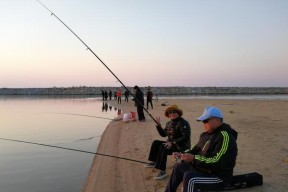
left=0, top=86, right=287, bottom=96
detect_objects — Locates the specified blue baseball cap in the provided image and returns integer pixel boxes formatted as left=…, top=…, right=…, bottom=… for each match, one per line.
left=197, top=107, right=223, bottom=121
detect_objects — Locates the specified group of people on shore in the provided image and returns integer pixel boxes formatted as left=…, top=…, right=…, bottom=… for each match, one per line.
left=144, top=104, right=238, bottom=192
left=102, top=86, right=155, bottom=122
left=101, top=89, right=126, bottom=103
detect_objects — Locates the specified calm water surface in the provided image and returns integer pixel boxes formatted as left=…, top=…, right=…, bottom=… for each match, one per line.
left=0, top=97, right=118, bottom=192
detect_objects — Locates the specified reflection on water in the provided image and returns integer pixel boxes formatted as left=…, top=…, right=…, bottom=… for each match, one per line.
left=0, top=97, right=118, bottom=192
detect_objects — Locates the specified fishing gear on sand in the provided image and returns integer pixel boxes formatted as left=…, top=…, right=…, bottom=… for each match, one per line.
left=37, top=0, right=181, bottom=150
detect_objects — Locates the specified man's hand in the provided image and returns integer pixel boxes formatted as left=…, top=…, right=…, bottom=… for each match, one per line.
left=163, top=141, right=172, bottom=149
left=172, top=152, right=181, bottom=162
left=172, top=152, right=181, bottom=158
left=180, top=153, right=194, bottom=163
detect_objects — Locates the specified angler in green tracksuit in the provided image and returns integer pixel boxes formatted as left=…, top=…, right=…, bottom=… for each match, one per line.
left=165, top=106, right=238, bottom=192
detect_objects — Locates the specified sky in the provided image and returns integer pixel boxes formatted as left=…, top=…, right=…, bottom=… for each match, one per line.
left=0, top=0, right=287, bottom=88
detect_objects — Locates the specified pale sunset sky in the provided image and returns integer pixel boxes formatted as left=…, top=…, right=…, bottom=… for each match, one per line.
left=0, top=0, right=287, bottom=88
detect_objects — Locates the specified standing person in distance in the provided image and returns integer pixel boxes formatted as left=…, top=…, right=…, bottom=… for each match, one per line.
left=116, top=89, right=122, bottom=104
left=133, top=85, right=145, bottom=122
left=124, top=90, right=130, bottom=102
left=104, top=90, right=108, bottom=101
left=146, top=87, right=153, bottom=109
left=101, top=90, right=105, bottom=101
left=109, top=90, right=112, bottom=100
left=144, top=105, right=191, bottom=180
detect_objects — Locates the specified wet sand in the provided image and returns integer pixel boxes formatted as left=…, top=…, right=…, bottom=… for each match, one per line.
left=83, top=98, right=288, bottom=192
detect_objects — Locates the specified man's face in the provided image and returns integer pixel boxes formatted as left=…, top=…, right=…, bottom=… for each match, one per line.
left=202, top=118, right=218, bottom=133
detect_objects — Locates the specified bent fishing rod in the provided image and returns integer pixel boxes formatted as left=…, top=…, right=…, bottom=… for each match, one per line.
left=37, top=0, right=181, bottom=150
left=0, top=137, right=148, bottom=164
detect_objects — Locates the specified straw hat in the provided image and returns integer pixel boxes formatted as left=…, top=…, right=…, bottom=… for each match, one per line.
left=165, top=105, right=183, bottom=117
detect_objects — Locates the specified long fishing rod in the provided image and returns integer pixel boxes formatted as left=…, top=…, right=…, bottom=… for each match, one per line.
left=36, top=0, right=158, bottom=123
left=0, top=137, right=149, bottom=164
left=37, top=0, right=181, bottom=150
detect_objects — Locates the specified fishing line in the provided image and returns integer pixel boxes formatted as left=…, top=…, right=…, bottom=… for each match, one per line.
left=51, top=112, right=118, bottom=121
left=0, top=137, right=149, bottom=164
left=73, top=136, right=101, bottom=143
left=37, top=0, right=181, bottom=150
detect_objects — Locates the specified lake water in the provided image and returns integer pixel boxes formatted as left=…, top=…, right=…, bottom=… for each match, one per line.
left=0, top=96, right=119, bottom=192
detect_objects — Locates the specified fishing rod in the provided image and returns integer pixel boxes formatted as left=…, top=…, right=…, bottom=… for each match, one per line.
left=0, top=137, right=149, bottom=164
left=37, top=0, right=181, bottom=150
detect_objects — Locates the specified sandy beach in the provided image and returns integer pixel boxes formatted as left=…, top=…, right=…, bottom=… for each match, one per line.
left=83, top=97, right=288, bottom=192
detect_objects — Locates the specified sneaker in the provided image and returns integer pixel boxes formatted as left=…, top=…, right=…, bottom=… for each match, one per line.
left=154, top=171, right=168, bottom=180
left=144, top=162, right=155, bottom=168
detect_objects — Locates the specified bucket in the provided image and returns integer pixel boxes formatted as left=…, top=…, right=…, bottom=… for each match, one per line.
left=130, top=111, right=136, bottom=122
left=123, top=113, right=130, bottom=123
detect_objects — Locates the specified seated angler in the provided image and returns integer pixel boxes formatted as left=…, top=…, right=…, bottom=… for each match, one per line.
left=164, top=106, right=238, bottom=192
left=144, top=105, right=191, bottom=180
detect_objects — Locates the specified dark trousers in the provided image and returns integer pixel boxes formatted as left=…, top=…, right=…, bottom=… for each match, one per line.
left=117, top=97, right=121, bottom=104
left=165, top=162, right=225, bottom=192
left=148, top=140, right=179, bottom=171
left=147, top=99, right=153, bottom=109
left=125, top=96, right=128, bottom=102
left=136, top=105, right=145, bottom=121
